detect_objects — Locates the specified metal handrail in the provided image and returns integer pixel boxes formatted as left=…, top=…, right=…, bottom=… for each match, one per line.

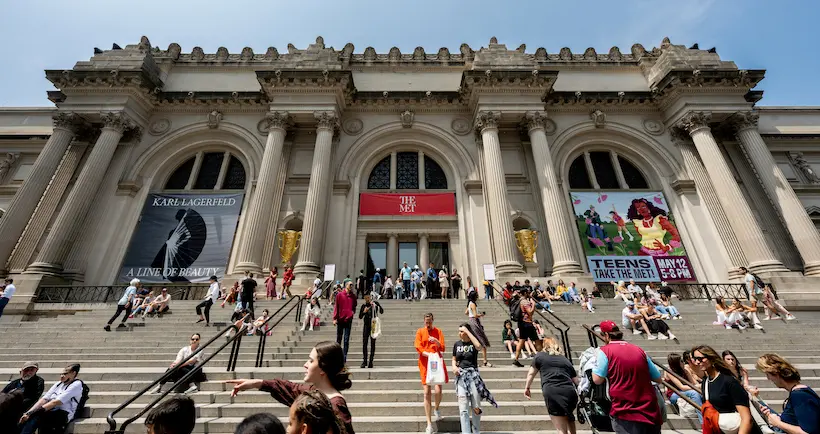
left=254, top=295, right=305, bottom=367
left=581, top=324, right=702, bottom=412
left=36, top=283, right=211, bottom=303
left=105, top=312, right=251, bottom=434
left=597, top=282, right=778, bottom=301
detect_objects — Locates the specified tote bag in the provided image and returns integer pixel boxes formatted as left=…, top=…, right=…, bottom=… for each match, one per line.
left=425, top=353, right=446, bottom=386
left=370, top=317, right=382, bottom=339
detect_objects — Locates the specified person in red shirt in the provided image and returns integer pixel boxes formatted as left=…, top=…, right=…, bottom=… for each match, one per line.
left=592, top=320, right=662, bottom=434
left=415, top=313, right=448, bottom=434
left=333, top=282, right=357, bottom=361
left=282, top=265, right=295, bottom=299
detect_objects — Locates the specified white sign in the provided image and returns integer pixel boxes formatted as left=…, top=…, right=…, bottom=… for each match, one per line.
left=482, top=264, right=496, bottom=281
left=323, top=264, right=336, bottom=282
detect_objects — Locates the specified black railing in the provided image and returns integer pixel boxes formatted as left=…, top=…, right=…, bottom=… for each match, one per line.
left=253, top=295, right=304, bottom=368
left=581, top=324, right=702, bottom=412
left=36, top=284, right=210, bottom=303
left=105, top=312, right=251, bottom=434
left=597, top=282, right=777, bottom=301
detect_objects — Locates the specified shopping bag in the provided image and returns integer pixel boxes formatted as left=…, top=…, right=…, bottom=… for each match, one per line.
left=425, top=352, right=446, bottom=385
left=370, top=317, right=382, bottom=339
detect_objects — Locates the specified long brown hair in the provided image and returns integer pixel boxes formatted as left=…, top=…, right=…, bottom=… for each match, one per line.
left=313, top=341, right=352, bottom=391
left=292, top=390, right=346, bottom=434
left=692, top=345, right=733, bottom=377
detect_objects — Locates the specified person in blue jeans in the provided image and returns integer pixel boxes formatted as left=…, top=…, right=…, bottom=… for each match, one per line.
left=666, top=353, right=703, bottom=424
left=483, top=281, right=494, bottom=300
left=400, top=262, right=412, bottom=300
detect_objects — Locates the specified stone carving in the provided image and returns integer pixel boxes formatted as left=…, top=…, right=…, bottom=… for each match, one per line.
left=148, top=118, right=171, bottom=136
left=342, top=118, right=363, bottom=135
left=207, top=110, right=223, bottom=129
left=524, top=111, right=548, bottom=131
left=437, top=47, right=450, bottom=60
left=669, top=128, right=692, bottom=146
left=52, top=112, right=81, bottom=131
left=451, top=118, right=471, bottom=136
left=676, top=112, right=712, bottom=134
left=240, top=47, right=254, bottom=60
left=400, top=110, right=414, bottom=128
left=413, top=47, right=426, bottom=60
left=265, top=111, right=292, bottom=132
left=459, top=43, right=474, bottom=61
left=631, top=43, right=646, bottom=58
left=559, top=47, right=572, bottom=60
left=138, top=36, right=151, bottom=51
left=490, top=37, right=498, bottom=44
left=0, top=153, right=20, bottom=182
left=534, top=47, right=547, bottom=61
left=516, top=44, right=526, bottom=53
left=642, top=119, right=665, bottom=136
left=791, top=153, right=820, bottom=184
left=287, top=43, right=297, bottom=54
left=100, top=112, right=134, bottom=133
left=583, top=47, right=597, bottom=60
left=474, top=111, right=501, bottom=132
left=729, top=111, right=760, bottom=132
left=216, top=47, right=229, bottom=61
left=191, top=47, right=205, bottom=61
left=264, top=47, right=279, bottom=60
left=342, top=43, right=354, bottom=59
left=167, top=43, right=181, bottom=60
left=590, top=109, right=606, bottom=128
left=661, top=36, right=672, bottom=49
left=608, top=46, right=622, bottom=61
left=364, top=47, right=377, bottom=61
left=314, top=111, right=339, bottom=131
left=388, top=47, right=401, bottom=61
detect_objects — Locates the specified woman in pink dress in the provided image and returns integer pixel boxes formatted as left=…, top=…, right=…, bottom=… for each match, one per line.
left=265, top=267, right=278, bottom=300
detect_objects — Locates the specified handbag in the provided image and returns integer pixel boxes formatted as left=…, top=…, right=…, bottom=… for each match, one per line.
left=425, top=352, right=446, bottom=385
left=705, top=375, right=742, bottom=434
left=370, top=317, right=382, bottom=339
left=678, top=398, right=699, bottom=419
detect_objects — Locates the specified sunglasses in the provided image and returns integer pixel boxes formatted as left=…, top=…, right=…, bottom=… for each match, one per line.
left=191, top=338, right=200, bottom=341
left=692, top=356, right=708, bottom=362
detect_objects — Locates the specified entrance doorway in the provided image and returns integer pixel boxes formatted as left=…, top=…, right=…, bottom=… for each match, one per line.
left=366, top=242, right=386, bottom=281
left=429, top=242, right=450, bottom=272
left=398, top=242, right=418, bottom=274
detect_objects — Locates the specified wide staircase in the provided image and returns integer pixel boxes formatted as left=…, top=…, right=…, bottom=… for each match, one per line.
left=2, top=293, right=818, bottom=433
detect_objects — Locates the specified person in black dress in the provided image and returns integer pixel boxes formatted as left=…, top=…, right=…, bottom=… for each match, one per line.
left=524, top=337, right=579, bottom=434
left=358, top=294, right=383, bottom=368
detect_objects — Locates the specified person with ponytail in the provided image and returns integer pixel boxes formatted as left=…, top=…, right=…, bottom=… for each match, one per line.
left=287, top=389, right=347, bottom=434
left=692, top=345, right=761, bottom=434
left=227, top=341, right=354, bottom=434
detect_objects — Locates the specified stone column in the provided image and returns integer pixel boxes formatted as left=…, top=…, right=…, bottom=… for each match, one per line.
left=294, top=111, right=337, bottom=277
left=419, top=233, right=429, bottom=269
left=475, top=111, right=524, bottom=276
left=524, top=112, right=584, bottom=275
left=675, top=112, right=787, bottom=273
left=0, top=113, right=81, bottom=273
left=732, top=112, right=820, bottom=275
left=672, top=130, right=747, bottom=278
left=27, top=112, right=135, bottom=275
left=389, top=152, right=397, bottom=190
left=234, top=112, right=291, bottom=273
left=387, top=233, right=398, bottom=278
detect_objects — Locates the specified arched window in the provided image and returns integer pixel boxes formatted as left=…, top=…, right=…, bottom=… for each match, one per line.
left=164, top=151, right=246, bottom=190
left=567, top=151, right=648, bottom=190
left=365, top=152, right=448, bottom=190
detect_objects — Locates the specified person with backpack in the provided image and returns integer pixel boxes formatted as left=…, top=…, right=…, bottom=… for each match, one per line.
left=756, top=353, right=820, bottom=434
left=19, top=363, right=87, bottom=434
left=512, top=288, right=541, bottom=367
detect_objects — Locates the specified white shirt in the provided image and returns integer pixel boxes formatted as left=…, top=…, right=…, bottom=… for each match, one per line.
left=118, top=286, right=136, bottom=305
left=627, top=283, right=642, bottom=293
left=43, top=380, right=84, bottom=420
left=2, top=283, right=15, bottom=299
left=153, top=293, right=171, bottom=305
left=174, top=345, right=205, bottom=365
left=744, top=273, right=759, bottom=291
left=206, top=282, right=220, bottom=301
left=314, top=278, right=322, bottom=287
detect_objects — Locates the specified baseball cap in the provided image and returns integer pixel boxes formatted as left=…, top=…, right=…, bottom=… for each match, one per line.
left=599, top=320, right=619, bottom=333
left=626, top=300, right=635, bottom=306
left=21, top=361, right=38, bottom=370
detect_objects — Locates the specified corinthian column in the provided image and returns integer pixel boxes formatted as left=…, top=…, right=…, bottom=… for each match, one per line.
left=27, top=112, right=135, bottom=275
left=234, top=112, right=291, bottom=273
left=475, top=111, right=524, bottom=276
left=294, top=111, right=337, bottom=278
left=675, top=112, right=787, bottom=274
left=731, top=111, right=820, bottom=275
left=0, top=113, right=82, bottom=273
left=524, top=112, right=583, bottom=275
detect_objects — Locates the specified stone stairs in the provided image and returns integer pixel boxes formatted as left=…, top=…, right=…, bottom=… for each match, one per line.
left=2, top=296, right=817, bottom=433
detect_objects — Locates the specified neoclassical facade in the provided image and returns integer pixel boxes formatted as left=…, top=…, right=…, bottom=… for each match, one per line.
left=2, top=36, right=820, bottom=306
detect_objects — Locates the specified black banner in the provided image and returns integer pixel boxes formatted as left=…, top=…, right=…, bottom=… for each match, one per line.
left=119, top=193, right=244, bottom=283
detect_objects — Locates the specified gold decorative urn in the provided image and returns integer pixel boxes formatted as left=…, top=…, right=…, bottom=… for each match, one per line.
left=514, top=229, right=538, bottom=263
left=278, top=230, right=302, bottom=264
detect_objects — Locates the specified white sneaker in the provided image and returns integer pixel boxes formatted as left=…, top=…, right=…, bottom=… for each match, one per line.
left=510, top=353, right=515, bottom=360
left=433, top=409, right=442, bottom=421
left=725, top=324, right=733, bottom=330
left=763, top=316, right=771, bottom=321
left=184, top=384, right=198, bottom=394
left=787, top=315, right=797, bottom=321
left=425, top=424, right=435, bottom=434
left=540, top=309, right=547, bottom=313
left=658, top=333, right=668, bottom=340
left=633, top=330, right=642, bottom=335
left=661, top=314, right=671, bottom=320
left=520, top=354, right=528, bottom=360
left=300, top=325, right=306, bottom=331
left=676, top=315, right=683, bottom=319
left=309, top=326, right=314, bottom=331
left=738, top=324, right=747, bottom=330
left=754, top=324, right=764, bottom=330
left=668, top=333, right=677, bottom=340
left=647, top=334, right=657, bottom=340
left=151, top=385, right=162, bottom=394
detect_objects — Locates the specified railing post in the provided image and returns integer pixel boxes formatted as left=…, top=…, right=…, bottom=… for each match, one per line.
left=702, top=284, right=712, bottom=301
left=741, top=283, right=750, bottom=300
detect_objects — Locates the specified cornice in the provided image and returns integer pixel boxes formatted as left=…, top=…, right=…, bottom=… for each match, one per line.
left=652, top=69, right=765, bottom=111
left=154, top=91, right=268, bottom=111
left=545, top=91, right=658, bottom=113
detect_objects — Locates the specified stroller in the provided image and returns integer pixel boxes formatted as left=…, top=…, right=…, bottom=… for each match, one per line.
left=576, top=347, right=614, bottom=433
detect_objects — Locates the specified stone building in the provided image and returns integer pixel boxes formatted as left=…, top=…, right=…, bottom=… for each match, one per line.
left=1, top=35, right=820, bottom=307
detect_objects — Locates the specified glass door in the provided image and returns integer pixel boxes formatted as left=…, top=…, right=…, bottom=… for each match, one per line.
left=367, top=242, right=387, bottom=280
left=429, top=242, right=450, bottom=273
left=398, top=242, right=418, bottom=276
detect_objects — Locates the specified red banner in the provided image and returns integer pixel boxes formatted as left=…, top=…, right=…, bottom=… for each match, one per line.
left=359, top=193, right=456, bottom=216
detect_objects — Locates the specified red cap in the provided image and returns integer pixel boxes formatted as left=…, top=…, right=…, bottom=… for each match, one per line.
left=599, top=320, right=618, bottom=333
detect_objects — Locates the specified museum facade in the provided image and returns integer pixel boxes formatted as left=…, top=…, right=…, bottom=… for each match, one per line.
left=1, top=36, right=820, bottom=302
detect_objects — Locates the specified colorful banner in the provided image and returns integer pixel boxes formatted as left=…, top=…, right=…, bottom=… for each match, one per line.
left=571, top=191, right=696, bottom=282
left=119, top=193, right=244, bottom=283
left=359, top=193, right=456, bottom=216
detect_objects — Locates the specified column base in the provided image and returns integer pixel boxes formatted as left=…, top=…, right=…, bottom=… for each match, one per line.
left=551, top=261, right=585, bottom=276
left=293, top=261, right=321, bottom=279
left=748, top=260, right=790, bottom=275
left=24, top=262, right=64, bottom=276
left=494, top=261, right=525, bottom=277
left=234, top=261, right=263, bottom=275
left=727, top=267, right=746, bottom=281
left=803, top=262, right=820, bottom=277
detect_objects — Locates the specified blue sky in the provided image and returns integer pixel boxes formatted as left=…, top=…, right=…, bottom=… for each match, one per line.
left=0, top=0, right=817, bottom=106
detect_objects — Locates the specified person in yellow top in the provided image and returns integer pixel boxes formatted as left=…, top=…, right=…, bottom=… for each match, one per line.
left=415, top=313, right=448, bottom=434
left=626, top=198, right=681, bottom=256
left=554, top=280, right=571, bottom=303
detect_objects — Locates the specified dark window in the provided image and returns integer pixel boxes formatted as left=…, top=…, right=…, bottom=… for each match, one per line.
left=568, top=156, right=592, bottom=189
left=367, top=156, right=391, bottom=189
left=589, top=152, right=619, bottom=189
left=193, top=152, right=224, bottom=190
left=424, top=156, right=447, bottom=189
left=165, top=158, right=195, bottom=190
left=223, top=156, right=246, bottom=189
left=396, top=152, right=419, bottom=189
left=618, top=156, right=649, bottom=189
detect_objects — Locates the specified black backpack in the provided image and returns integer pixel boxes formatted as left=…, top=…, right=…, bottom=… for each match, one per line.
left=752, top=274, right=766, bottom=291
left=510, top=297, right=523, bottom=322
left=71, top=380, right=90, bottom=420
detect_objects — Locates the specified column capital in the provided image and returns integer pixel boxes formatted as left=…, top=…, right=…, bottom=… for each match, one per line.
left=418, top=232, right=429, bottom=240
left=474, top=111, right=501, bottom=133
left=387, top=232, right=398, bottom=239
left=314, top=111, right=339, bottom=132
left=727, top=111, right=760, bottom=133
left=522, top=111, right=549, bottom=133
left=52, top=112, right=85, bottom=133
left=263, top=111, right=293, bottom=132
left=100, top=112, right=135, bottom=134
left=669, top=127, right=693, bottom=147
left=675, top=111, right=712, bottom=135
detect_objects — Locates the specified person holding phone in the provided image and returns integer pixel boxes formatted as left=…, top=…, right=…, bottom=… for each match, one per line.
left=465, top=289, right=492, bottom=367
left=756, top=354, right=820, bottom=434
